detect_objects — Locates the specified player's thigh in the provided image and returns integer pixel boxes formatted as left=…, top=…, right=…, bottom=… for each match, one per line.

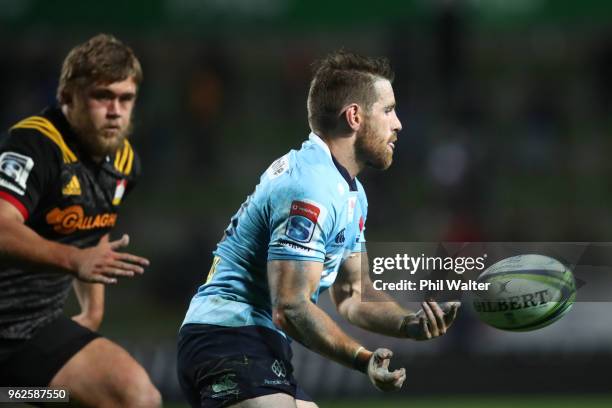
left=230, top=393, right=297, bottom=408
left=50, top=337, right=159, bottom=406
left=178, top=324, right=306, bottom=408
left=296, top=400, right=319, bottom=408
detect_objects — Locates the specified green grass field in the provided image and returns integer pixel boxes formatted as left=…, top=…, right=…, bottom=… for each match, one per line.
left=318, top=396, right=612, bottom=408
left=165, top=395, right=612, bottom=408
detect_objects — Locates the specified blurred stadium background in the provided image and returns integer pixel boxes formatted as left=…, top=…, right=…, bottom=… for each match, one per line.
left=2, top=0, right=612, bottom=406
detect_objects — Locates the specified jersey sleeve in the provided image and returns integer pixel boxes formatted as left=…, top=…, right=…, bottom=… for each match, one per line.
left=0, top=129, right=60, bottom=220
left=267, top=177, right=332, bottom=263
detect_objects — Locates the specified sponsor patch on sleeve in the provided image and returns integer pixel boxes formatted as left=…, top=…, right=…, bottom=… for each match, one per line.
left=0, top=152, right=34, bottom=195
left=285, top=200, right=320, bottom=243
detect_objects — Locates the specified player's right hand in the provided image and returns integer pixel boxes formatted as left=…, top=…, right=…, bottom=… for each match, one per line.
left=71, top=234, right=150, bottom=284
left=367, top=348, right=406, bottom=392
left=403, top=300, right=461, bottom=341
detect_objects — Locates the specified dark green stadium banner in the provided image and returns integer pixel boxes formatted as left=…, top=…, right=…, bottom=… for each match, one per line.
left=0, top=0, right=611, bottom=30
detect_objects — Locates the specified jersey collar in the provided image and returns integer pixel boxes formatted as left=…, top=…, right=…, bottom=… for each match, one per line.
left=46, top=106, right=115, bottom=166
left=308, top=132, right=357, bottom=192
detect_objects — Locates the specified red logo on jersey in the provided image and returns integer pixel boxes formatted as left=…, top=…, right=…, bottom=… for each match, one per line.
left=359, top=216, right=364, bottom=232
left=290, top=201, right=320, bottom=223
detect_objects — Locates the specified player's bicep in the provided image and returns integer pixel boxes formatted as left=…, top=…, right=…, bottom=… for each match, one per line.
left=0, top=197, right=25, bottom=224
left=268, top=260, right=323, bottom=307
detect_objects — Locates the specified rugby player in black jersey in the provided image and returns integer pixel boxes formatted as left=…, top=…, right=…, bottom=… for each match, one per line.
left=0, top=34, right=161, bottom=407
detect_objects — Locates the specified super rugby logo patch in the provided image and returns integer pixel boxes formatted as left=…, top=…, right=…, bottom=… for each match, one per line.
left=0, top=151, right=34, bottom=195
left=285, top=200, right=320, bottom=243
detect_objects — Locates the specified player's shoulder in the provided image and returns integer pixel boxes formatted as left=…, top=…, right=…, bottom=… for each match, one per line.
left=5, top=108, right=74, bottom=164
left=265, top=150, right=336, bottom=201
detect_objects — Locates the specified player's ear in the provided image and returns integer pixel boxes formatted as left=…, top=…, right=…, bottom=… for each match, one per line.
left=59, top=90, right=72, bottom=105
left=342, top=103, right=361, bottom=132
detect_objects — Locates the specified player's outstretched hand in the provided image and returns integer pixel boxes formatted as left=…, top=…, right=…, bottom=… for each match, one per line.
left=403, top=301, right=461, bottom=341
left=71, top=234, right=150, bottom=284
left=367, top=348, right=406, bottom=392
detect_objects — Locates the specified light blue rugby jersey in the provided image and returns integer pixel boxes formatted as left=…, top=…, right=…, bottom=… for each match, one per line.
left=182, top=133, right=368, bottom=335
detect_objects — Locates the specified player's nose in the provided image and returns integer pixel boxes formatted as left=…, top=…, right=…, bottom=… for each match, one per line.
left=107, top=99, right=121, bottom=117
left=392, top=111, right=402, bottom=133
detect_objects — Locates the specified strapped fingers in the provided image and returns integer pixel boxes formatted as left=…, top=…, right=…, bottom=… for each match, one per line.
left=381, top=357, right=390, bottom=370
left=393, top=368, right=406, bottom=388
left=422, top=302, right=439, bottom=337
left=373, top=348, right=392, bottom=362
left=428, top=301, right=447, bottom=335
left=372, top=354, right=385, bottom=368
left=372, top=349, right=392, bottom=371
left=374, top=368, right=397, bottom=383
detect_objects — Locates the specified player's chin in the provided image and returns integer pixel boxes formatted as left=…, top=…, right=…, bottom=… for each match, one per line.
left=98, top=132, right=126, bottom=153
left=384, top=154, right=394, bottom=169
left=368, top=155, right=393, bottom=170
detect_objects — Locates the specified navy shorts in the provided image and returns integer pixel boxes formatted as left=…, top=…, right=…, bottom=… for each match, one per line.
left=0, top=315, right=100, bottom=386
left=177, top=324, right=312, bottom=408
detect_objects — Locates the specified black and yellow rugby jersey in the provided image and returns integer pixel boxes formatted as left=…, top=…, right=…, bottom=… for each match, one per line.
left=0, top=106, right=140, bottom=339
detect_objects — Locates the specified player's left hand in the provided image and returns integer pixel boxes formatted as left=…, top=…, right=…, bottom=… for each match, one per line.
left=367, top=348, right=406, bottom=392
left=403, top=301, right=460, bottom=341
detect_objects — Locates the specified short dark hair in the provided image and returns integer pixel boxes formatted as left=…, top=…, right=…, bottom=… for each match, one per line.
left=307, top=50, right=394, bottom=136
left=57, top=33, right=143, bottom=103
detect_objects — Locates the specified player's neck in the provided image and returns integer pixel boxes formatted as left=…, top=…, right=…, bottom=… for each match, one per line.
left=322, top=134, right=362, bottom=179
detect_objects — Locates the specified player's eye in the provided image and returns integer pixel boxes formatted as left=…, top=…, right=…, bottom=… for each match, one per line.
left=91, top=90, right=115, bottom=101
left=119, top=94, right=136, bottom=103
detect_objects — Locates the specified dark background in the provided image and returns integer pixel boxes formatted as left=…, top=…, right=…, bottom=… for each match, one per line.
left=1, top=0, right=611, bottom=404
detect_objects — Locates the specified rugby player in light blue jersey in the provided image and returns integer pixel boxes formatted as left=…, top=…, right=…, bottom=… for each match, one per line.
left=177, top=51, right=461, bottom=408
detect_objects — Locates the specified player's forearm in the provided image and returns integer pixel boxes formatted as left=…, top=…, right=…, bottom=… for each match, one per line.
left=0, top=218, right=79, bottom=274
left=335, top=252, right=415, bottom=338
left=73, top=280, right=105, bottom=323
left=340, top=296, right=413, bottom=338
left=336, top=286, right=415, bottom=338
left=273, top=300, right=372, bottom=371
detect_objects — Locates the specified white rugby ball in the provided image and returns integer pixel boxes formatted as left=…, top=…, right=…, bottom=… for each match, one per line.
left=472, top=254, right=576, bottom=331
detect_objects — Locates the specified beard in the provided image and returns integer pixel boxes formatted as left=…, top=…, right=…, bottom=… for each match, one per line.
left=72, top=115, right=133, bottom=159
left=354, top=119, right=395, bottom=170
